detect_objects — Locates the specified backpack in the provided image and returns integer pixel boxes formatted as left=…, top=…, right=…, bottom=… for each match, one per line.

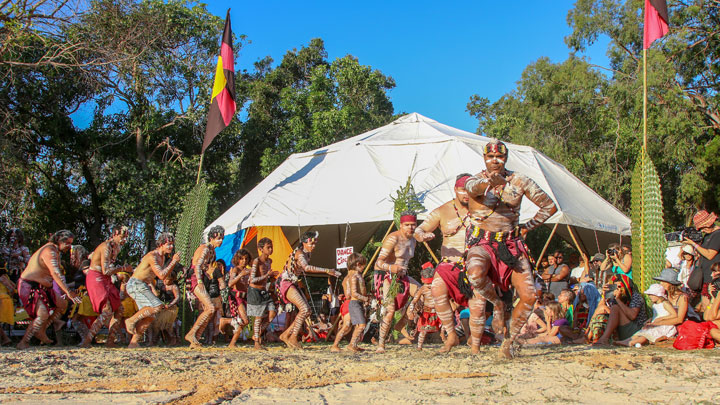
left=673, top=320, right=717, bottom=350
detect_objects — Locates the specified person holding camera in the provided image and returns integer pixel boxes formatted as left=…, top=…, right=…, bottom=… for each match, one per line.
left=683, top=210, right=720, bottom=295
left=600, top=243, right=632, bottom=279
left=593, top=274, right=648, bottom=345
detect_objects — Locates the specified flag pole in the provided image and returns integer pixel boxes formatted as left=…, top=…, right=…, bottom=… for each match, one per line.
left=196, top=152, right=205, bottom=185
left=643, top=48, right=648, bottom=150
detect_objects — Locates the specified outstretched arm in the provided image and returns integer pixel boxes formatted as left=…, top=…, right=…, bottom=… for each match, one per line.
left=296, top=251, right=338, bottom=276
left=414, top=209, right=440, bottom=242
left=42, top=247, right=79, bottom=303
left=465, top=175, right=491, bottom=198
left=521, top=177, right=557, bottom=230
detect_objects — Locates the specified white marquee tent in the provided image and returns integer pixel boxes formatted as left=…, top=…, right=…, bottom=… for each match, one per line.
left=207, top=113, right=631, bottom=267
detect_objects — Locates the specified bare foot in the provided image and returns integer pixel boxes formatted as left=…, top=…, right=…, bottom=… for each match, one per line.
left=498, top=339, right=513, bottom=359
left=592, top=339, right=610, bottom=347
left=253, top=340, right=267, bottom=351
left=416, top=346, right=423, bottom=351
left=345, top=345, right=363, bottom=352
left=16, top=340, right=30, bottom=350
left=284, top=335, right=302, bottom=350
left=36, top=331, right=53, bottom=345
left=126, top=319, right=138, bottom=335
left=398, top=337, right=413, bottom=345
left=78, top=336, right=92, bottom=348
left=376, top=345, right=386, bottom=353
left=330, top=345, right=341, bottom=352
left=438, top=332, right=459, bottom=354
left=185, top=331, right=202, bottom=348
left=127, top=342, right=140, bottom=349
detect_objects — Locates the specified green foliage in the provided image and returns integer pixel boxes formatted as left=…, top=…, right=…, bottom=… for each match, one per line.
left=631, top=147, right=667, bottom=293
left=389, top=173, right=426, bottom=229
left=469, top=0, right=720, bottom=228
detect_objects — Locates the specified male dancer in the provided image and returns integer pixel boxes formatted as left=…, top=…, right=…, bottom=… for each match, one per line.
left=80, top=226, right=131, bottom=347
left=445, top=140, right=556, bottom=358
left=185, top=225, right=224, bottom=347
left=17, top=230, right=81, bottom=349
left=278, top=231, right=341, bottom=349
left=246, top=237, right=276, bottom=350
left=125, top=232, right=180, bottom=348
left=220, top=248, right=251, bottom=348
left=374, top=213, right=421, bottom=353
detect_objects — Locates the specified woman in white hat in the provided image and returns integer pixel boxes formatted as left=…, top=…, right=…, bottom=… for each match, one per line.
left=677, top=244, right=696, bottom=288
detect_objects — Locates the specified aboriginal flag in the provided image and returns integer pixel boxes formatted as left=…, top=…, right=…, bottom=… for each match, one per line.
left=643, top=0, right=669, bottom=49
left=202, top=9, right=236, bottom=153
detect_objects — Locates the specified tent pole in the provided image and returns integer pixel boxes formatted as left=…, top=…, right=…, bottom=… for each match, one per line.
left=566, top=225, right=586, bottom=257
left=536, top=223, right=559, bottom=271
left=363, top=221, right=395, bottom=277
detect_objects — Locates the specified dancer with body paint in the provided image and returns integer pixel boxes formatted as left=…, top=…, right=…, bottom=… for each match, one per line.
left=184, top=225, right=224, bottom=348
left=125, top=232, right=180, bottom=348
left=246, top=238, right=277, bottom=350
left=461, top=140, right=556, bottom=358
left=374, top=213, right=421, bottom=353
left=80, top=227, right=131, bottom=348
left=278, top=231, right=341, bottom=349
left=408, top=264, right=442, bottom=351
left=220, top=248, right=251, bottom=348
left=331, top=253, right=370, bottom=352
left=17, top=230, right=81, bottom=349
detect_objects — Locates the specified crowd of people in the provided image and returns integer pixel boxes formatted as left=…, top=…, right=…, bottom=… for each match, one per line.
left=1, top=140, right=719, bottom=356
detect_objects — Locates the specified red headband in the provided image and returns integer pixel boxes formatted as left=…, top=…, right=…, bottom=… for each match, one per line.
left=400, top=214, right=417, bottom=223
left=455, top=175, right=470, bottom=188
left=421, top=277, right=434, bottom=284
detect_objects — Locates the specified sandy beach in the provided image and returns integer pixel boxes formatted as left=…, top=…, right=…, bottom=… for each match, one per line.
left=0, top=342, right=717, bottom=404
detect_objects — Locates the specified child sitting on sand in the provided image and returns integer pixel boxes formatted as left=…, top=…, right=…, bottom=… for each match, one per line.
left=522, top=302, right=567, bottom=345
left=615, top=283, right=677, bottom=347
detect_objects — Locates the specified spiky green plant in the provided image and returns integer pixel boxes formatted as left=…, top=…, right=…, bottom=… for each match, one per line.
left=174, top=179, right=211, bottom=335
left=385, top=174, right=426, bottom=301
left=631, top=147, right=667, bottom=293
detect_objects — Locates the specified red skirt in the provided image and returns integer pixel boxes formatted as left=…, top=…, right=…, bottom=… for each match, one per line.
left=86, top=270, right=121, bottom=313
left=435, top=261, right=469, bottom=307
left=417, top=309, right=441, bottom=333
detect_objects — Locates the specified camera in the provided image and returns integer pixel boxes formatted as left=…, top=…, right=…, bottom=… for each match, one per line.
left=606, top=248, right=617, bottom=257
left=665, top=226, right=704, bottom=243
left=711, top=278, right=720, bottom=299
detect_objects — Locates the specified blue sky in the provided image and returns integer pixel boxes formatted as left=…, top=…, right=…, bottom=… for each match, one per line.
left=206, top=1, right=610, bottom=132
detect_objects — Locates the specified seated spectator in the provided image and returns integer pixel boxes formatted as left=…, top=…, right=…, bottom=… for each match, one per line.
left=569, top=253, right=585, bottom=280
left=600, top=243, right=633, bottom=279
left=581, top=299, right=611, bottom=344
left=558, top=289, right=575, bottom=324
left=542, top=251, right=570, bottom=298
left=615, top=283, right=677, bottom=347
left=653, top=267, right=699, bottom=323
left=572, top=283, right=601, bottom=330
left=0, top=261, right=15, bottom=346
left=1, top=228, right=30, bottom=282
left=593, top=274, right=648, bottom=345
left=523, top=302, right=567, bottom=345
left=705, top=266, right=720, bottom=343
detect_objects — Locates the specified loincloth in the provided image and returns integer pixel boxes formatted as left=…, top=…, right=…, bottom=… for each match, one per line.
left=18, top=278, right=57, bottom=319
left=86, top=270, right=121, bottom=313
left=434, top=260, right=472, bottom=307
left=417, top=309, right=441, bottom=333
left=465, top=224, right=529, bottom=291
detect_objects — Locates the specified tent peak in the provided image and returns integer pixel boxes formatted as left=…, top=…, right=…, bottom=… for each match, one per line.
left=392, top=113, right=438, bottom=124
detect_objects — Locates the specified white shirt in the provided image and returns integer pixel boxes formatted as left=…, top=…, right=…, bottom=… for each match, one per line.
left=570, top=265, right=585, bottom=280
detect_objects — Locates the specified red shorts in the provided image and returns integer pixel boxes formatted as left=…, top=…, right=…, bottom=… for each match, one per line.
left=340, top=300, right=350, bottom=317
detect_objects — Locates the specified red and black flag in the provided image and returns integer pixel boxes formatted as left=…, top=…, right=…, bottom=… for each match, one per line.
left=643, top=0, right=669, bottom=49
left=202, top=9, right=236, bottom=153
